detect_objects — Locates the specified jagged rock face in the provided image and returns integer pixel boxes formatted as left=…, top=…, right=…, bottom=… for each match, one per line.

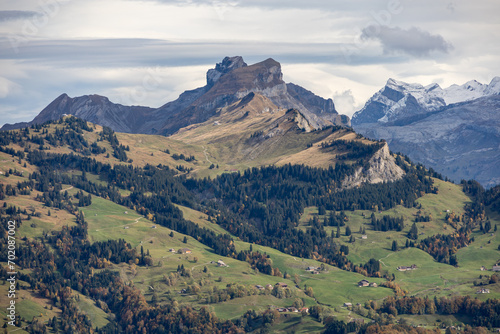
left=2, top=56, right=350, bottom=134
left=292, top=110, right=314, bottom=132
left=342, top=143, right=405, bottom=188
left=206, top=56, right=247, bottom=87
left=352, top=78, right=446, bottom=126
left=352, top=77, right=500, bottom=126
left=205, top=58, right=286, bottom=99
left=148, top=57, right=348, bottom=134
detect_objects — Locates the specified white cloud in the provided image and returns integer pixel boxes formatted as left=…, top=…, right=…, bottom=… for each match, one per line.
left=332, top=90, right=357, bottom=117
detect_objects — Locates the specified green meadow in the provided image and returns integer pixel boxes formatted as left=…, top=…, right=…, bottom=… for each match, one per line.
left=3, top=156, right=500, bottom=332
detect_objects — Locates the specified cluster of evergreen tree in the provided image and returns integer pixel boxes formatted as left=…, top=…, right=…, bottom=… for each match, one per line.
left=90, top=141, right=106, bottom=154
left=24, top=149, right=237, bottom=258
left=75, top=189, right=92, bottom=207
left=485, top=185, right=500, bottom=214
left=378, top=295, right=500, bottom=329
left=319, top=138, right=384, bottom=163
left=47, top=127, right=90, bottom=153
left=171, top=152, right=196, bottom=162
left=236, top=249, right=274, bottom=275
left=461, top=180, right=487, bottom=222
left=415, top=214, right=431, bottom=222
left=371, top=213, right=404, bottom=231
left=407, top=223, right=419, bottom=240
left=324, top=210, right=347, bottom=226
left=99, top=125, right=130, bottom=161
left=416, top=231, right=470, bottom=265
left=186, top=161, right=436, bottom=275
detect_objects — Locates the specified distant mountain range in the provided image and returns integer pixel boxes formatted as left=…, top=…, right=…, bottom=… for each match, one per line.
left=1, top=56, right=349, bottom=134
left=352, top=77, right=500, bottom=188
left=352, top=77, right=500, bottom=125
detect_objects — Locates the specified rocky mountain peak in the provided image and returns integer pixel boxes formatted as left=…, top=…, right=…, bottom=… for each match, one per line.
left=206, top=56, right=247, bottom=87
left=2, top=56, right=350, bottom=134
left=353, top=75, right=500, bottom=126
left=485, top=76, right=500, bottom=95
left=342, top=143, right=405, bottom=188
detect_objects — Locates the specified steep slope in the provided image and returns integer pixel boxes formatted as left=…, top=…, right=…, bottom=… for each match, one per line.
left=2, top=56, right=350, bottom=134
left=355, top=95, right=500, bottom=188
left=171, top=90, right=404, bottom=183
left=141, top=57, right=347, bottom=135
left=286, top=83, right=351, bottom=126
left=1, top=93, right=155, bottom=133
left=341, top=143, right=405, bottom=188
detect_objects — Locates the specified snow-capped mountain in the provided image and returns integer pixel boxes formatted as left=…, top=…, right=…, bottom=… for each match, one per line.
left=352, top=76, right=500, bottom=188
left=352, top=77, right=500, bottom=125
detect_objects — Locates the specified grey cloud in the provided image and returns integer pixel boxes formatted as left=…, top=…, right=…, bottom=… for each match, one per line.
left=132, top=0, right=364, bottom=11
left=361, top=25, right=453, bottom=57
left=0, top=38, right=376, bottom=67
left=0, top=10, right=38, bottom=22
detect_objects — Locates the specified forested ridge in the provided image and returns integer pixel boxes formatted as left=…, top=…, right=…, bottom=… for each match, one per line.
left=1, top=117, right=499, bottom=333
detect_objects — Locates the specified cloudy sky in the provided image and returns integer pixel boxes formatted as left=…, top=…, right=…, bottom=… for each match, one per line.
left=0, top=0, right=499, bottom=127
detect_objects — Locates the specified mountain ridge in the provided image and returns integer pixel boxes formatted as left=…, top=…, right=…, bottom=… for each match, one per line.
left=1, top=56, right=350, bottom=134
left=352, top=76, right=500, bottom=125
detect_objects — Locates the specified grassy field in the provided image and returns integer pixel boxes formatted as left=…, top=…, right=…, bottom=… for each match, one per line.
left=295, top=178, right=500, bottom=307
left=298, top=178, right=472, bottom=265
left=79, top=195, right=405, bottom=329
left=74, top=292, right=110, bottom=328
left=0, top=281, right=63, bottom=332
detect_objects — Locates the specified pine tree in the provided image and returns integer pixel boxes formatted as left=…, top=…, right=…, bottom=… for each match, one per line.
left=407, top=223, right=418, bottom=240
left=391, top=240, right=398, bottom=251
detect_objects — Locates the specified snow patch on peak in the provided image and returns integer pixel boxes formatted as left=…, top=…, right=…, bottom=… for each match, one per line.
left=441, top=80, right=487, bottom=104
left=486, top=77, right=500, bottom=95
left=353, top=76, right=500, bottom=125
left=425, top=83, right=441, bottom=91
left=386, top=78, right=424, bottom=91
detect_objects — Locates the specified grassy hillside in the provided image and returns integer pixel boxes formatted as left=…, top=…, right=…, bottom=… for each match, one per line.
left=1, top=117, right=500, bottom=332
left=299, top=179, right=470, bottom=263
left=73, top=184, right=500, bottom=328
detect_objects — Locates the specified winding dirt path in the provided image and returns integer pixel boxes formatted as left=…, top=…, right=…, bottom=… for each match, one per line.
left=202, top=146, right=213, bottom=164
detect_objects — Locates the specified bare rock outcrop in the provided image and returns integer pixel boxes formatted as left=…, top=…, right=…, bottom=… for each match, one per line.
left=342, top=143, right=405, bottom=188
